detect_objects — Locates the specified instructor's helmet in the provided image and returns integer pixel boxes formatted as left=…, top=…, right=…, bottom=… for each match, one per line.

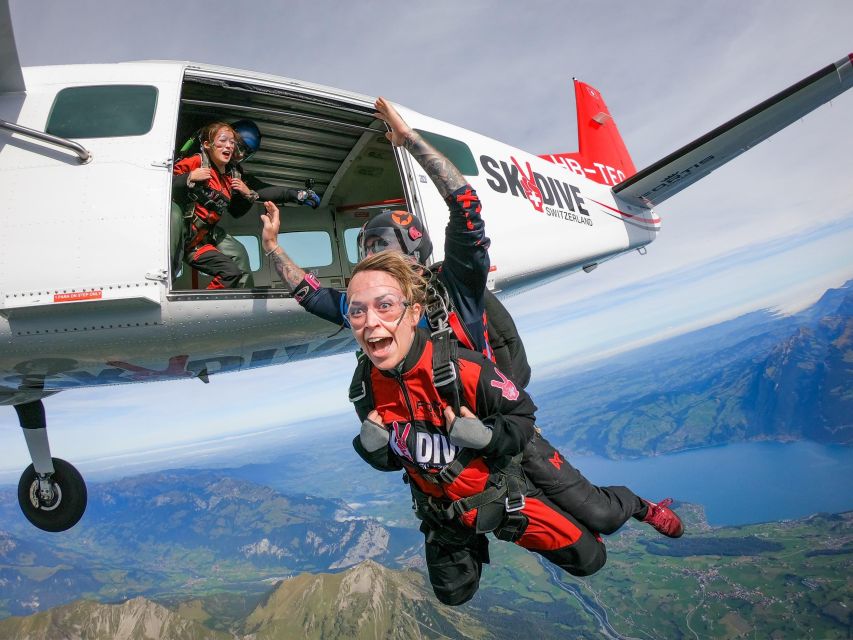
left=232, top=120, right=262, bottom=161
left=357, top=210, right=433, bottom=264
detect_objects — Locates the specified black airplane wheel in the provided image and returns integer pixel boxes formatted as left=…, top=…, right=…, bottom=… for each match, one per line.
left=17, top=458, right=87, bottom=532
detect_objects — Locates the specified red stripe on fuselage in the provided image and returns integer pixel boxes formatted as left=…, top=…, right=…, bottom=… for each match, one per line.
left=587, top=197, right=660, bottom=225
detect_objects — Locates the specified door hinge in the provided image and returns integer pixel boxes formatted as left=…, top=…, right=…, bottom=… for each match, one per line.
left=151, top=158, right=173, bottom=169
left=145, top=269, right=168, bottom=283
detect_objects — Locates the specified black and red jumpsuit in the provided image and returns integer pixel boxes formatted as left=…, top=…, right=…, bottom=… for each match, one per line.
left=173, top=155, right=246, bottom=289
left=305, top=185, right=649, bottom=538
left=352, top=328, right=607, bottom=605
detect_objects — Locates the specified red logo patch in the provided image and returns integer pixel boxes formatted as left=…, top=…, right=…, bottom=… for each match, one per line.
left=510, top=156, right=545, bottom=213
left=548, top=451, right=563, bottom=470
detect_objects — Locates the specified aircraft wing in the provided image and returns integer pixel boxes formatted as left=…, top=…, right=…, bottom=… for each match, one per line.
left=1, top=0, right=25, bottom=93
left=613, top=54, right=853, bottom=208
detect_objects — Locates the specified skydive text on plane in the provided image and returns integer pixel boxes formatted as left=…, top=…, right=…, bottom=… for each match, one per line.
left=479, top=154, right=591, bottom=216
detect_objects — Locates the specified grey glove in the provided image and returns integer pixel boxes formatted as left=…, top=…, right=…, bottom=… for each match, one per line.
left=448, top=415, right=493, bottom=450
left=359, top=417, right=390, bottom=452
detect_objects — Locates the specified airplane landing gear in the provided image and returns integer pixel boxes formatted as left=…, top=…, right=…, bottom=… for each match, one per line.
left=14, top=399, right=88, bottom=532
left=18, top=458, right=87, bottom=532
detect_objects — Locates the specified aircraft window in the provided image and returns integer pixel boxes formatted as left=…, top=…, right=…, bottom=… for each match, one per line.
left=46, top=85, right=158, bottom=138
left=233, top=235, right=261, bottom=271
left=344, top=227, right=361, bottom=264
left=277, top=231, right=333, bottom=268
left=415, top=129, right=479, bottom=176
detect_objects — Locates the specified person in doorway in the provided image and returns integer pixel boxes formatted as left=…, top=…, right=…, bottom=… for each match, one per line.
left=172, top=120, right=320, bottom=289
left=172, top=121, right=259, bottom=289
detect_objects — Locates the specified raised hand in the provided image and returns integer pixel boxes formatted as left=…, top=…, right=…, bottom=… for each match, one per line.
left=259, top=201, right=281, bottom=253
left=374, top=97, right=414, bottom=148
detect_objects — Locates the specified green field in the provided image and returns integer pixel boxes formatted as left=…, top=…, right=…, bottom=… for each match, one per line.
left=473, top=505, right=852, bottom=639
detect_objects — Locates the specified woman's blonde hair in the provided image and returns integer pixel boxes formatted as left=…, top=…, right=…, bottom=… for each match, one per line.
left=350, top=252, right=428, bottom=308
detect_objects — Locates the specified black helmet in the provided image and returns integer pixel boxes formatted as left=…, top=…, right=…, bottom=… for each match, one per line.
left=357, top=210, right=432, bottom=264
left=232, top=120, right=262, bottom=161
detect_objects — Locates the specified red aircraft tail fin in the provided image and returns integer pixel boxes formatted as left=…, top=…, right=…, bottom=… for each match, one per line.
left=542, top=79, right=636, bottom=187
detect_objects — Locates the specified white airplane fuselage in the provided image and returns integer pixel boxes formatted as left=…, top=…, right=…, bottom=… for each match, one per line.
left=0, top=61, right=656, bottom=402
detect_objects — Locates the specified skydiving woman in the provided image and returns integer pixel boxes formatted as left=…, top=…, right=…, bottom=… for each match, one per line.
left=345, top=250, right=683, bottom=605
left=261, top=97, right=684, bottom=564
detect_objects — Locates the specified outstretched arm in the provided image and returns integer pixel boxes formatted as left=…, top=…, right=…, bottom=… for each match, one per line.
left=374, top=97, right=466, bottom=199
left=375, top=97, right=490, bottom=317
left=260, top=201, right=347, bottom=323
left=260, top=201, right=307, bottom=288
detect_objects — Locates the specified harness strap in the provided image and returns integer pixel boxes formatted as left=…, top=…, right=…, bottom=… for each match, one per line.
left=431, top=327, right=461, bottom=414
left=410, top=452, right=528, bottom=540
left=348, top=351, right=374, bottom=419
left=493, top=512, right=528, bottom=542
left=184, top=151, right=232, bottom=225
left=414, top=447, right=477, bottom=486
left=424, top=264, right=479, bottom=353
left=431, top=482, right=506, bottom=520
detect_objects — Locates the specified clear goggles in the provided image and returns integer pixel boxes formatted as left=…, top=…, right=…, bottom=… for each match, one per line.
left=346, top=292, right=410, bottom=328
left=213, top=134, right=237, bottom=149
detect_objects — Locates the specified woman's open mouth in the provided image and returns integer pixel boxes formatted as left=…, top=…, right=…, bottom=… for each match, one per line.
left=366, top=336, right=393, bottom=358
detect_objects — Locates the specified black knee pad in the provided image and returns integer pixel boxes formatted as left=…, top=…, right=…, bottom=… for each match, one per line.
left=425, top=536, right=486, bottom=606
left=221, top=260, right=244, bottom=284
left=577, top=503, right=624, bottom=535
left=433, top=580, right=478, bottom=606
left=570, top=544, right=607, bottom=577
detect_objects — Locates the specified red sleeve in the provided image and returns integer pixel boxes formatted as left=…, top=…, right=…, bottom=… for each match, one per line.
left=458, top=357, right=482, bottom=414
left=173, top=155, right=201, bottom=176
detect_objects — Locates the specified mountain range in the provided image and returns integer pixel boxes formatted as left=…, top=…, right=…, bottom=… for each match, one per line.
left=0, top=562, right=493, bottom=640
left=1, top=508, right=850, bottom=639
left=531, top=279, right=853, bottom=457
left=0, top=282, right=851, bottom=636
left=0, top=470, right=422, bottom=619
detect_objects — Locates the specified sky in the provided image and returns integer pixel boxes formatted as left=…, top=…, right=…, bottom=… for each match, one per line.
left=1, top=0, right=852, bottom=481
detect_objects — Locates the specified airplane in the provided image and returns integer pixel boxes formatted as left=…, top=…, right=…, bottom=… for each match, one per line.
left=1, top=1, right=851, bottom=531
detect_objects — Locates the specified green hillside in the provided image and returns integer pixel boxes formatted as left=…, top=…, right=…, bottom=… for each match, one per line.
left=2, top=508, right=850, bottom=639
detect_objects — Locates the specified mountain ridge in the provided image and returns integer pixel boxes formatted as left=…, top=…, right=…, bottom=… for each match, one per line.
left=531, top=279, right=853, bottom=457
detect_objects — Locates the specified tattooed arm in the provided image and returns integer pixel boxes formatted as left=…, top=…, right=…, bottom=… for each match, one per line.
left=259, top=201, right=348, bottom=324
left=260, top=201, right=307, bottom=288
left=374, top=96, right=466, bottom=199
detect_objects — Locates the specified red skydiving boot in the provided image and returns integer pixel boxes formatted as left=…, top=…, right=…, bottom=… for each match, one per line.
left=642, top=498, right=684, bottom=538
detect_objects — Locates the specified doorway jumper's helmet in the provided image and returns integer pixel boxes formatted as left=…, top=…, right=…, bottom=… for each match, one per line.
left=357, top=210, right=433, bottom=264
left=232, top=120, right=262, bottom=161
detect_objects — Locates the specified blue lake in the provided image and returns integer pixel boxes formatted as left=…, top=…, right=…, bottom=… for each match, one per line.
left=564, top=440, right=853, bottom=526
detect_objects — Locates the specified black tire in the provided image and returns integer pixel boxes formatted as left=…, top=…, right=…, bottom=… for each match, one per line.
left=17, top=458, right=87, bottom=532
